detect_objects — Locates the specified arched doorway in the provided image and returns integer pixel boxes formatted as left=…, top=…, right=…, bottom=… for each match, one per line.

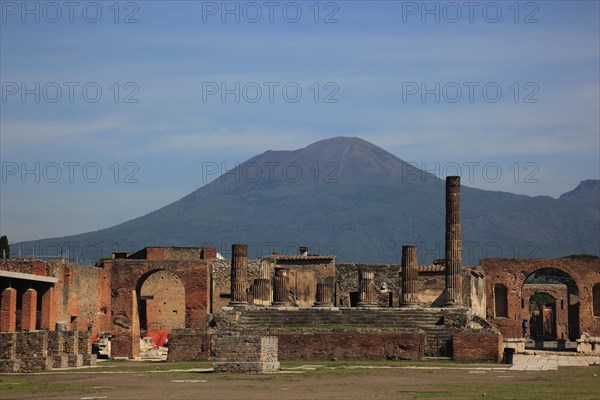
left=528, top=292, right=557, bottom=341
left=522, top=268, right=580, bottom=345
left=136, top=270, right=185, bottom=334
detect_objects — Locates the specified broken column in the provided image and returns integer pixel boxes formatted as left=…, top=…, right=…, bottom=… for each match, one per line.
left=272, top=268, right=291, bottom=307
left=444, top=176, right=463, bottom=306
left=357, top=270, right=377, bottom=307
left=401, top=245, right=419, bottom=307
left=21, top=289, right=37, bottom=331
left=252, top=259, right=272, bottom=306
left=0, top=287, right=17, bottom=332
left=252, top=279, right=271, bottom=306
left=230, top=244, right=248, bottom=306
left=314, top=283, right=334, bottom=307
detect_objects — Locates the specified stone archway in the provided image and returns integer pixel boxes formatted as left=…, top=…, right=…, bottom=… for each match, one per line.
left=481, top=258, right=599, bottom=341
left=522, top=268, right=579, bottom=343
left=137, top=270, right=185, bottom=334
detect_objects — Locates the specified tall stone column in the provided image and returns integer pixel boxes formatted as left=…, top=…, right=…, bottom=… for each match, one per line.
left=272, top=268, right=291, bottom=307
left=357, top=270, right=377, bottom=307
left=230, top=244, right=248, bottom=306
left=314, top=283, right=334, bottom=307
left=444, top=176, right=463, bottom=306
left=401, top=245, right=419, bottom=307
left=21, top=288, right=37, bottom=331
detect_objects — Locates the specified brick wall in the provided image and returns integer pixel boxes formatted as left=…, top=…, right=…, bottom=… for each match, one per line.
left=140, top=270, right=185, bottom=333
left=0, top=260, right=105, bottom=334
left=452, top=331, right=502, bottom=362
left=104, top=258, right=210, bottom=358
left=167, top=329, right=211, bottom=360
left=275, top=331, right=425, bottom=360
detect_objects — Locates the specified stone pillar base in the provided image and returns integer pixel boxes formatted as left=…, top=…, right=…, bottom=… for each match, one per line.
left=356, top=303, right=378, bottom=308
left=502, top=338, right=526, bottom=354
left=213, top=335, right=279, bottom=374
left=50, top=355, right=69, bottom=369
left=0, top=359, right=20, bottom=373
left=68, top=354, right=83, bottom=367
left=577, top=334, right=600, bottom=354
left=400, top=302, right=421, bottom=308
left=271, top=302, right=292, bottom=307
left=20, top=356, right=52, bottom=371
left=228, top=302, right=249, bottom=307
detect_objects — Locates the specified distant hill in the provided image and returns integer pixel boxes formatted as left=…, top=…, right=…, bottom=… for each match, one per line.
left=559, top=179, right=600, bottom=205
left=10, top=137, right=600, bottom=264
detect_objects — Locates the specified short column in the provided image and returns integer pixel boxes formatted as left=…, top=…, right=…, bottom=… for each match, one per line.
left=314, top=283, right=334, bottom=307
left=357, top=270, right=377, bottom=307
left=40, top=285, right=56, bottom=331
left=252, top=278, right=272, bottom=306
left=230, top=244, right=248, bottom=306
left=272, top=268, right=291, bottom=307
left=0, top=288, right=17, bottom=332
left=21, top=288, right=38, bottom=331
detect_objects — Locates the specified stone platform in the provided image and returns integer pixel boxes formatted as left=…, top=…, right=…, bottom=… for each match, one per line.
left=213, top=335, right=280, bottom=374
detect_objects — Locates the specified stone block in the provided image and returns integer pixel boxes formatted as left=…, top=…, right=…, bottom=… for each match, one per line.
left=212, top=335, right=279, bottom=373
left=50, top=355, right=69, bottom=369
left=78, top=331, right=92, bottom=354
left=0, top=359, right=20, bottom=373
left=16, top=332, right=48, bottom=357
left=63, top=331, right=78, bottom=355
left=19, top=356, right=52, bottom=372
left=68, top=354, right=83, bottom=367
left=83, top=354, right=97, bottom=366
left=0, top=332, right=17, bottom=359
left=47, top=331, right=64, bottom=355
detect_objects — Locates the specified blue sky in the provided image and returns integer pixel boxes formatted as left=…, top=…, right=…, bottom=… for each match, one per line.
left=1, top=0, right=599, bottom=243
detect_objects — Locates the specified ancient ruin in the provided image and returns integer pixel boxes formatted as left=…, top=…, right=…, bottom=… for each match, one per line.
left=1, top=176, right=599, bottom=371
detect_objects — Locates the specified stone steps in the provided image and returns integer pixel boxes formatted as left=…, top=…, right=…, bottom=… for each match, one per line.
left=225, top=308, right=464, bottom=358
left=238, top=308, right=447, bottom=328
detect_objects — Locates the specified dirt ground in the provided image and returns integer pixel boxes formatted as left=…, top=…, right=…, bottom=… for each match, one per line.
left=1, top=361, right=599, bottom=400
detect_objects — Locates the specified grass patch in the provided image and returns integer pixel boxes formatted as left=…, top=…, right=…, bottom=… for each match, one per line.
left=0, top=377, right=89, bottom=394
left=29, top=360, right=214, bottom=374
left=280, top=359, right=492, bottom=369
left=410, top=365, right=600, bottom=399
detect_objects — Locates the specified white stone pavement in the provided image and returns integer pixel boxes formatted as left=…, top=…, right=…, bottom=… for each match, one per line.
left=510, top=351, right=600, bottom=371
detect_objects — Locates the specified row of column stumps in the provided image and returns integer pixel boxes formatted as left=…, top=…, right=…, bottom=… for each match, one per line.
left=1, top=286, right=56, bottom=332
left=230, top=175, right=463, bottom=309
left=230, top=245, right=334, bottom=307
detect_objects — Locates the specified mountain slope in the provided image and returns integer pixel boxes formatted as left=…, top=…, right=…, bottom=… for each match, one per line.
left=10, top=137, right=600, bottom=264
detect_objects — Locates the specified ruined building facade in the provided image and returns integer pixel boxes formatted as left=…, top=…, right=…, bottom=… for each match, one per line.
left=1, top=176, right=599, bottom=369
